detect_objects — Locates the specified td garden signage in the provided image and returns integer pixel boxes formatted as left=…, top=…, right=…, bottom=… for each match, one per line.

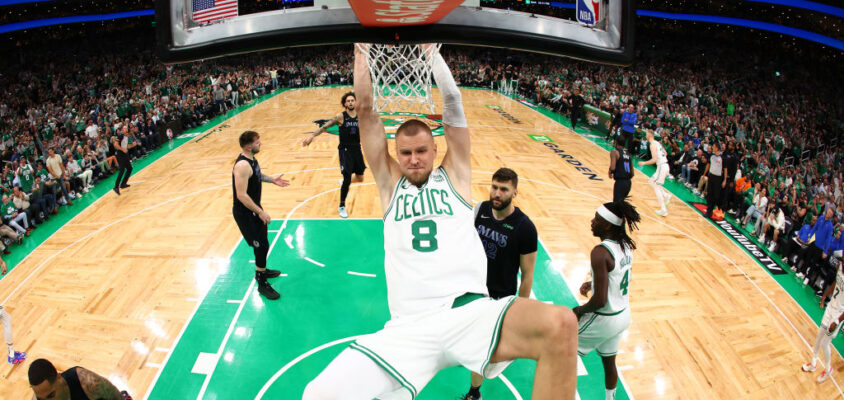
left=326, top=112, right=444, bottom=139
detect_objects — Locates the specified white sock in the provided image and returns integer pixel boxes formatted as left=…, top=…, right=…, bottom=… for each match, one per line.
left=7, top=344, right=13, bottom=358
left=606, top=388, right=616, bottom=400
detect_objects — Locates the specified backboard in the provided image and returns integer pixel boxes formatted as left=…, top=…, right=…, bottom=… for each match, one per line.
left=156, top=0, right=634, bottom=65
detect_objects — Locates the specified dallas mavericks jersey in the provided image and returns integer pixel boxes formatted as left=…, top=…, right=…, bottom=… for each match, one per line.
left=614, top=146, right=633, bottom=180
left=651, top=140, right=668, bottom=165
left=383, top=166, right=489, bottom=318
left=594, top=239, right=633, bottom=314
left=338, top=111, right=360, bottom=147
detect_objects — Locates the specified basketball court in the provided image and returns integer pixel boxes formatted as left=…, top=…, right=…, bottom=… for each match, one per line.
left=0, top=87, right=839, bottom=399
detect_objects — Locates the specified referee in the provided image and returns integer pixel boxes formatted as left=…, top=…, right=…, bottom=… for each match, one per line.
left=703, top=142, right=725, bottom=219
left=609, top=135, right=634, bottom=202
left=112, top=125, right=137, bottom=196
left=233, top=131, right=290, bottom=300
left=462, top=167, right=537, bottom=400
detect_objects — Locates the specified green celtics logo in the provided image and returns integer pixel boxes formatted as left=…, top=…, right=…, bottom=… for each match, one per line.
left=326, top=113, right=444, bottom=139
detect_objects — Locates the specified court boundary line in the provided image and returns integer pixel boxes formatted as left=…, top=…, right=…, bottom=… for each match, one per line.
left=482, top=91, right=844, bottom=396
left=141, top=239, right=241, bottom=400
left=194, top=229, right=285, bottom=399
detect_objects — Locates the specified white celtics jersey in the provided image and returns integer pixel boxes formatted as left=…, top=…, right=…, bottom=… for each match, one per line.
left=382, top=166, right=488, bottom=318
left=651, top=139, right=668, bottom=165
left=827, top=268, right=844, bottom=316
left=593, top=239, right=633, bottom=315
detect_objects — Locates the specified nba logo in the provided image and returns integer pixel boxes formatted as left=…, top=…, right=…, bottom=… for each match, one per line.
left=576, top=0, right=601, bottom=26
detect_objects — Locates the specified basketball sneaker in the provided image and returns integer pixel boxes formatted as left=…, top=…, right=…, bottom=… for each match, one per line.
left=655, top=209, right=668, bottom=217
left=7, top=351, right=25, bottom=365
left=818, top=368, right=833, bottom=383
left=263, top=268, right=282, bottom=278
left=802, top=362, right=816, bottom=372
left=459, top=392, right=481, bottom=400
left=257, top=279, right=280, bottom=300
left=338, top=206, right=348, bottom=219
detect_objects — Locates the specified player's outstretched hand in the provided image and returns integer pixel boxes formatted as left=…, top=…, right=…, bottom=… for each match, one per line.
left=302, top=136, right=313, bottom=147
left=0, top=261, right=6, bottom=275
left=579, top=281, right=591, bottom=297
left=273, top=174, right=290, bottom=187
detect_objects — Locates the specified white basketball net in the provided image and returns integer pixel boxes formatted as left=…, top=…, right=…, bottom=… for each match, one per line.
left=357, top=43, right=442, bottom=114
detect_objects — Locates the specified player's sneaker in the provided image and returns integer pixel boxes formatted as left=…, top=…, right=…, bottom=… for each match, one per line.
left=338, top=206, right=348, bottom=219
left=7, top=351, right=25, bottom=365
left=655, top=209, right=668, bottom=217
left=818, top=368, right=832, bottom=383
left=263, top=269, right=282, bottom=278
left=459, top=392, right=482, bottom=400
left=802, top=362, right=817, bottom=372
left=256, top=276, right=280, bottom=300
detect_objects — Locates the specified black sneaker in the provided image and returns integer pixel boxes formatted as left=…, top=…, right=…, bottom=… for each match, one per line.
left=257, top=280, right=280, bottom=300
left=120, top=184, right=131, bottom=189
left=263, top=269, right=282, bottom=278
left=459, top=392, right=481, bottom=400
left=113, top=187, right=120, bottom=195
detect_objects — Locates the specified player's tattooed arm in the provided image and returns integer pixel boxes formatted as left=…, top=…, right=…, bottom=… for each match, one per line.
left=77, top=367, right=122, bottom=400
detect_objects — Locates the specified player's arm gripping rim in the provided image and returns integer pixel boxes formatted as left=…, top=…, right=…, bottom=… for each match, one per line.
left=77, top=367, right=122, bottom=400
left=429, top=44, right=472, bottom=200
left=573, top=246, right=613, bottom=320
left=353, top=44, right=401, bottom=211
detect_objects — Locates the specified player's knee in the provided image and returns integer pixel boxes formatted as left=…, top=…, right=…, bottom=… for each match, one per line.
left=544, top=307, right=577, bottom=344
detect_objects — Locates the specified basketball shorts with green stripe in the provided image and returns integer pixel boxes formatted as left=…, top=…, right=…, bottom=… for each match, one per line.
left=577, top=308, right=631, bottom=357
left=351, top=295, right=517, bottom=400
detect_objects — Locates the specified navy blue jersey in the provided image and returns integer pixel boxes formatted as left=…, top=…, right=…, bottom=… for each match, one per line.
left=338, top=111, right=360, bottom=147
left=474, top=201, right=538, bottom=298
left=614, top=146, right=633, bottom=180
left=233, top=154, right=261, bottom=212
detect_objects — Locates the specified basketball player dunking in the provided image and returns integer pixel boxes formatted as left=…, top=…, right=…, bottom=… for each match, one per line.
left=302, top=44, right=578, bottom=400
left=232, top=131, right=290, bottom=300
left=638, top=130, right=672, bottom=216
left=303, top=92, right=366, bottom=218
left=575, top=201, right=640, bottom=400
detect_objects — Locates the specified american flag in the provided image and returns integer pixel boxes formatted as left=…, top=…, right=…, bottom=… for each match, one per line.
left=192, top=0, right=239, bottom=23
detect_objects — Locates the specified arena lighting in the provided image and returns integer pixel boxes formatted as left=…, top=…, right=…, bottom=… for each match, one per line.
left=635, top=9, right=844, bottom=51
left=0, top=0, right=53, bottom=5
left=0, top=9, right=153, bottom=34
left=744, top=0, right=844, bottom=18
left=0, top=6, right=840, bottom=52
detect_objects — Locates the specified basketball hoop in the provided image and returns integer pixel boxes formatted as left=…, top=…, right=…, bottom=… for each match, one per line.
left=356, top=43, right=442, bottom=114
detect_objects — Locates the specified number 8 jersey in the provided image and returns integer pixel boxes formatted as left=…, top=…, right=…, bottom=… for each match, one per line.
left=383, top=166, right=489, bottom=319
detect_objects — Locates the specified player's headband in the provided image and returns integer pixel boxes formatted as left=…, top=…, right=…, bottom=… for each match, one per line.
left=597, top=205, right=622, bottom=226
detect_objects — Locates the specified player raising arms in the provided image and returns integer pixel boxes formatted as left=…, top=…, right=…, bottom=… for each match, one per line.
left=302, top=44, right=578, bottom=400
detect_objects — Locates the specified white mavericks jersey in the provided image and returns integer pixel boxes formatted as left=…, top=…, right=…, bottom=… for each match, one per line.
left=382, top=166, right=489, bottom=319
left=593, top=239, right=633, bottom=315
left=650, top=140, right=668, bottom=165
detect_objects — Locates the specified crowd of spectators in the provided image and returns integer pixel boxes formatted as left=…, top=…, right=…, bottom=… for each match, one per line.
left=0, top=22, right=352, bottom=255
left=444, top=21, right=843, bottom=299
left=0, top=18, right=840, bottom=300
